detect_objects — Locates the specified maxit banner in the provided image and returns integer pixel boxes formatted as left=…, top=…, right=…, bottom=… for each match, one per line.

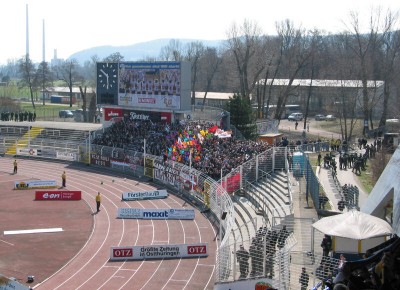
left=117, top=208, right=195, bottom=220
left=121, top=189, right=168, bottom=201
left=110, top=243, right=208, bottom=261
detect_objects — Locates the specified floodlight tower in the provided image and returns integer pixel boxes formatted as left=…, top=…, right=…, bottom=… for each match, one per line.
left=42, top=19, right=46, bottom=105
left=26, top=4, right=29, bottom=61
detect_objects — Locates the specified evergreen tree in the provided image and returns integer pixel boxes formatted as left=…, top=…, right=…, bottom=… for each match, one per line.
left=225, top=93, right=258, bottom=140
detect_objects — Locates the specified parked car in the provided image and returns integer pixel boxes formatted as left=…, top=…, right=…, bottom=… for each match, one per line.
left=288, top=112, right=303, bottom=121
left=59, top=110, right=74, bottom=118
left=315, top=114, right=326, bottom=121
left=325, top=114, right=336, bottom=121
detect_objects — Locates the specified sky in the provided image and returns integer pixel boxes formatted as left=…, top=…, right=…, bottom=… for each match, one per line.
left=1, top=0, right=400, bottom=65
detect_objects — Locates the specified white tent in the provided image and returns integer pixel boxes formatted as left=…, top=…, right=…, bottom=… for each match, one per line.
left=313, top=210, right=393, bottom=240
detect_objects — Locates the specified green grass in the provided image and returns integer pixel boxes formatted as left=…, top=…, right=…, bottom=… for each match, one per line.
left=20, top=103, right=78, bottom=119
left=357, top=160, right=374, bottom=194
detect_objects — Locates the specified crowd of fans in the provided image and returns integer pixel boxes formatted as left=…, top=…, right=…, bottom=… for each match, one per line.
left=92, top=117, right=270, bottom=179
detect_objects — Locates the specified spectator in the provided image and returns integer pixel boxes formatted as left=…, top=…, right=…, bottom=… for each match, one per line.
left=321, top=234, right=332, bottom=256
left=277, top=225, right=290, bottom=249
left=299, top=267, right=309, bottom=290
left=236, top=245, right=249, bottom=279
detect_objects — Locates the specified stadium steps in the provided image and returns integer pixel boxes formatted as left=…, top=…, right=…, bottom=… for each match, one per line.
left=249, top=171, right=292, bottom=221
left=231, top=195, right=260, bottom=245
left=5, top=126, right=44, bottom=155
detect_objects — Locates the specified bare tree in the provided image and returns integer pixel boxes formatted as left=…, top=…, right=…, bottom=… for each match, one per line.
left=256, top=36, right=280, bottom=119
left=159, top=39, right=184, bottom=61
left=56, top=59, right=82, bottom=107
left=103, top=52, right=124, bottom=63
left=273, top=20, right=312, bottom=120
left=18, top=56, right=36, bottom=109
left=376, top=14, right=400, bottom=127
left=185, top=41, right=205, bottom=105
left=225, top=19, right=268, bottom=100
left=198, top=47, right=223, bottom=108
left=343, top=7, right=394, bottom=133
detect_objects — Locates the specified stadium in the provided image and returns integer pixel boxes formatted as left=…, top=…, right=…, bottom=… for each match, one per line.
left=0, top=61, right=399, bottom=290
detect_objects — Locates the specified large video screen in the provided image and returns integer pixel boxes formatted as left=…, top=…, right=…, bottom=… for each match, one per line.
left=118, top=62, right=183, bottom=110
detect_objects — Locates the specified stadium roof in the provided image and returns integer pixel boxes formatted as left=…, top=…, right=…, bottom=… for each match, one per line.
left=194, top=92, right=233, bottom=100
left=257, top=79, right=384, bottom=88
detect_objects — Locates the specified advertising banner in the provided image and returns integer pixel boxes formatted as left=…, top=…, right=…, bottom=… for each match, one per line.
left=16, top=148, right=42, bottom=156
left=221, top=173, right=241, bottom=193
left=103, top=107, right=123, bottom=121
left=103, top=108, right=172, bottom=123
left=90, top=153, right=111, bottom=167
left=117, top=208, right=195, bottom=220
left=122, top=190, right=168, bottom=201
left=153, top=160, right=180, bottom=187
left=35, top=190, right=82, bottom=200
left=14, top=180, right=57, bottom=190
left=56, top=151, right=77, bottom=161
left=110, top=243, right=208, bottom=261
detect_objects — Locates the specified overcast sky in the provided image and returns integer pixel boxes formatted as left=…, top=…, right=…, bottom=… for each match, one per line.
left=1, top=0, right=400, bottom=65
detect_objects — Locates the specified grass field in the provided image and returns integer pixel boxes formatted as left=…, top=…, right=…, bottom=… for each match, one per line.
left=20, top=103, right=78, bottom=119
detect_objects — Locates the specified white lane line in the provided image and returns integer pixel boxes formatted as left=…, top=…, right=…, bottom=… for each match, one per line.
left=0, top=239, right=14, bottom=245
left=4, top=228, right=63, bottom=235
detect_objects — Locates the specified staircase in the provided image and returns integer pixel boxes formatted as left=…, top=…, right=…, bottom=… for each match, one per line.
left=6, top=126, right=44, bottom=155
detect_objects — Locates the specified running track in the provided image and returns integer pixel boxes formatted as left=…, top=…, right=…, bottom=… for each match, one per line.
left=0, top=157, right=217, bottom=290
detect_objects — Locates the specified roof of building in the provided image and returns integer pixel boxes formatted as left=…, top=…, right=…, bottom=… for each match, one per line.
left=194, top=92, right=233, bottom=100
left=258, top=79, right=384, bottom=88
left=43, top=87, right=94, bottom=94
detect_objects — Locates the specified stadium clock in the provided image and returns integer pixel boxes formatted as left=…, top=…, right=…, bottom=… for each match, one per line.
left=98, top=63, right=117, bottom=90
left=97, top=62, right=118, bottom=105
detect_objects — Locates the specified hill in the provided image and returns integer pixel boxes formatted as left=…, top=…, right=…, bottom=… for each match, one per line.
left=68, top=38, right=224, bottom=64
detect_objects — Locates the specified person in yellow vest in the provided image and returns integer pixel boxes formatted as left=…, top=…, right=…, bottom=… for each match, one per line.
left=61, top=171, right=66, bottom=187
left=96, top=192, right=101, bottom=212
left=13, top=159, right=18, bottom=174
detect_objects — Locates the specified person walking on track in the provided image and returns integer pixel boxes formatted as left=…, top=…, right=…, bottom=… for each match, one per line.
left=61, top=171, right=66, bottom=187
left=96, top=192, right=101, bottom=212
left=13, top=159, right=18, bottom=174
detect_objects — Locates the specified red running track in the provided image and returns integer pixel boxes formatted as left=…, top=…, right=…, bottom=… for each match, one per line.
left=0, top=157, right=217, bottom=290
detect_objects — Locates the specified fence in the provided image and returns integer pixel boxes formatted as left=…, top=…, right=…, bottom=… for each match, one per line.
left=0, top=125, right=90, bottom=161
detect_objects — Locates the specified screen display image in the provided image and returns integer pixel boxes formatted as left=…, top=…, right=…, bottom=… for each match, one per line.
left=118, top=62, right=181, bottom=110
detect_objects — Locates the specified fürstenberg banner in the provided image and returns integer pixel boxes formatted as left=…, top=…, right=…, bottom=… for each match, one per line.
left=110, top=243, right=208, bottom=261
left=117, top=208, right=195, bottom=220
left=121, top=190, right=168, bottom=201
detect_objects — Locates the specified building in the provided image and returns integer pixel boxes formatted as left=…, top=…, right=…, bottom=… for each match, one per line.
left=255, top=79, right=386, bottom=117
left=194, top=92, right=234, bottom=108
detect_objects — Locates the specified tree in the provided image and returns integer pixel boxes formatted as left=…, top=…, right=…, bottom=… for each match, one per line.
left=185, top=41, right=205, bottom=105
left=376, top=20, right=400, bottom=127
left=79, top=55, right=100, bottom=122
left=344, top=7, right=394, bottom=133
left=159, top=39, right=184, bottom=61
left=35, top=61, right=53, bottom=105
left=225, top=93, right=257, bottom=140
left=225, top=19, right=268, bottom=100
left=103, top=52, right=124, bottom=63
left=56, top=59, right=82, bottom=107
left=273, top=20, right=312, bottom=120
left=198, top=47, right=223, bottom=108
left=18, top=56, right=36, bottom=109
